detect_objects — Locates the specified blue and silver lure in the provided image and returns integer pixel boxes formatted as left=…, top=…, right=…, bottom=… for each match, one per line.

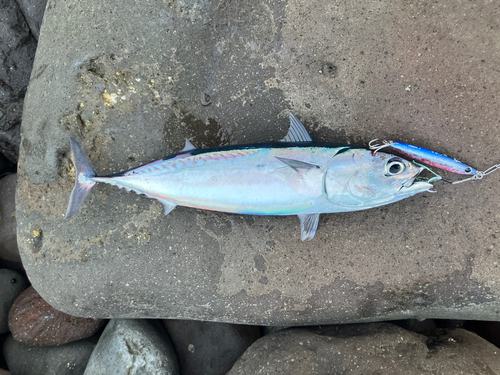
left=369, top=139, right=500, bottom=184
left=369, top=140, right=477, bottom=175
left=66, top=113, right=433, bottom=240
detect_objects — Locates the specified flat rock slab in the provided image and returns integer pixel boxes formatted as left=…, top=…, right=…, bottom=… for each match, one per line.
left=17, top=0, right=500, bottom=323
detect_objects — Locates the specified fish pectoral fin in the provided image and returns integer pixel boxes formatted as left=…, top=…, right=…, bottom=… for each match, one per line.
left=157, top=199, right=177, bottom=215
left=298, top=213, right=320, bottom=241
left=180, top=139, right=198, bottom=152
left=280, top=112, right=314, bottom=143
left=276, top=157, right=320, bottom=173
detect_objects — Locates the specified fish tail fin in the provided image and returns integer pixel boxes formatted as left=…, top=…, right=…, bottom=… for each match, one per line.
left=65, top=137, right=97, bottom=219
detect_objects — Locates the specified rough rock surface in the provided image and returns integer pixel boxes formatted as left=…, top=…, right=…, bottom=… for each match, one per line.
left=3, top=333, right=97, bottom=375
left=0, top=0, right=37, bottom=162
left=162, top=320, right=260, bottom=375
left=16, top=0, right=47, bottom=40
left=8, top=286, right=106, bottom=346
left=0, top=175, right=20, bottom=263
left=16, top=0, right=500, bottom=323
left=227, top=323, right=500, bottom=374
left=83, top=319, right=179, bottom=375
left=0, top=269, right=29, bottom=334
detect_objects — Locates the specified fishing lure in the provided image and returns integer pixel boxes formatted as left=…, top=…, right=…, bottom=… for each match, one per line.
left=369, top=139, right=500, bottom=184
left=369, top=140, right=477, bottom=175
left=65, top=113, right=433, bottom=241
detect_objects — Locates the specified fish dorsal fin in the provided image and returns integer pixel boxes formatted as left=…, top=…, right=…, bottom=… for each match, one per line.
left=276, top=157, right=320, bottom=173
left=280, top=112, right=313, bottom=143
left=181, top=139, right=197, bottom=152
left=298, top=213, right=320, bottom=241
left=157, top=199, right=177, bottom=215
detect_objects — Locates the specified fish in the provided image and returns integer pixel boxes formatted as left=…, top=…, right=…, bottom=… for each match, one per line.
left=65, top=113, right=433, bottom=240
left=369, top=139, right=478, bottom=175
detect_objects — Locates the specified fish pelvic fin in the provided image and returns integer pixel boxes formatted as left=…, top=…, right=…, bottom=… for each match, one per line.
left=298, top=213, right=320, bottom=241
left=65, top=137, right=97, bottom=219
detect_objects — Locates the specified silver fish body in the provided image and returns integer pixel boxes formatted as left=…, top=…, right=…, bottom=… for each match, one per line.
left=66, top=113, right=433, bottom=240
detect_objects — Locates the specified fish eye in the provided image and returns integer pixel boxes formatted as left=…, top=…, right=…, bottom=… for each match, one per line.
left=386, top=158, right=406, bottom=175
left=465, top=167, right=472, bottom=173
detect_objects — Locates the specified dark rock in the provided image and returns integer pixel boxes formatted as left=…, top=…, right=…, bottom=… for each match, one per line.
left=15, top=0, right=47, bottom=40
left=3, top=333, right=97, bottom=375
left=0, top=332, right=9, bottom=369
left=0, top=0, right=37, bottom=162
left=261, top=326, right=291, bottom=336
left=8, top=286, right=105, bottom=346
left=0, top=153, right=16, bottom=179
left=435, top=319, right=466, bottom=329
left=16, top=0, right=500, bottom=324
left=0, top=259, right=24, bottom=274
left=0, top=81, right=22, bottom=163
left=0, top=175, right=20, bottom=263
left=464, top=320, right=500, bottom=348
left=392, top=318, right=437, bottom=334
left=227, top=323, right=500, bottom=374
left=162, top=320, right=260, bottom=375
left=0, top=0, right=35, bottom=92
left=83, top=319, right=179, bottom=375
left=0, top=269, right=29, bottom=334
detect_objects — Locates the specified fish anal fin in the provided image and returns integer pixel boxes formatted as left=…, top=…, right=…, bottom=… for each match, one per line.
left=298, top=213, right=320, bottom=241
left=181, top=139, right=197, bottom=152
left=280, top=112, right=313, bottom=143
left=157, top=199, right=177, bottom=215
left=276, top=157, right=320, bottom=173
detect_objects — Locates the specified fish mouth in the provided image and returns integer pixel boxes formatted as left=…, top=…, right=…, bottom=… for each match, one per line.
left=400, top=167, right=433, bottom=192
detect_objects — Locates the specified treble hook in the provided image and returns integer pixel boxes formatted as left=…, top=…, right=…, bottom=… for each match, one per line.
left=368, top=139, right=394, bottom=155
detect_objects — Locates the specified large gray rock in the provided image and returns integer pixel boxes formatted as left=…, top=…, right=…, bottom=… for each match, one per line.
left=0, top=0, right=37, bottom=162
left=227, top=323, right=500, bottom=374
left=3, top=333, right=97, bottom=375
left=83, top=319, right=178, bottom=375
left=17, top=0, right=500, bottom=324
left=0, top=269, right=29, bottom=334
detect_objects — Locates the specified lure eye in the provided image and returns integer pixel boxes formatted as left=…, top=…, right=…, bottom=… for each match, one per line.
left=464, top=167, right=472, bottom=173
left=386, top=158, right=406, bottom=175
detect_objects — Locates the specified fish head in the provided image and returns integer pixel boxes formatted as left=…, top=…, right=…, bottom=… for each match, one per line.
left=324, top=149, right=433, bottom=209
